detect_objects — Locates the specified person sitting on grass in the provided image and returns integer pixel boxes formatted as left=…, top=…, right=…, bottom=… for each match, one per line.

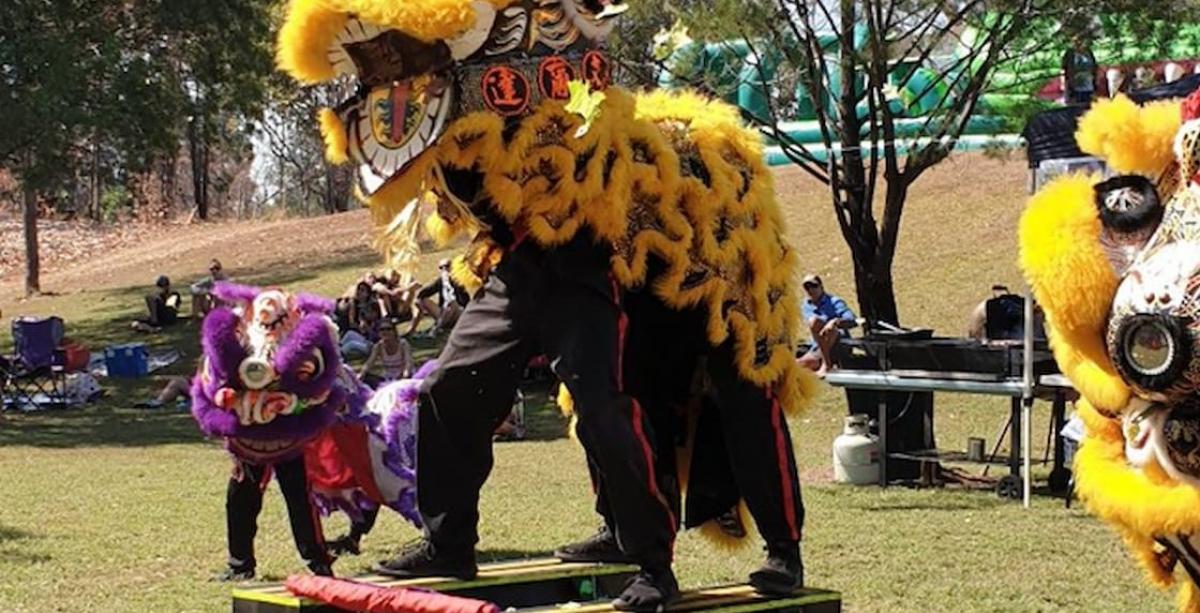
left=340, top=301, right=382, bottom=359
left=346, top=281, right=376, bottom=329
left=372, top=269, right=423, bottom=322
left=136, top=375, right=192, bottom=409
left=132, top=275, right=183, bottom=333
left=406, top=259, right=469, bottom=337
left=359, top=322, right=414, bottom=388
left=190, top=259, right=229, bottom=319
left=492, top=389, right=526, bottom=442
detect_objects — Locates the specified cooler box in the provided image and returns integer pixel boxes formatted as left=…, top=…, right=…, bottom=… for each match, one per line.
left=105, top=344, right=149, bottom=378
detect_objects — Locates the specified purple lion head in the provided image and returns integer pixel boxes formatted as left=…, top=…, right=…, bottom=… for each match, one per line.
left=191, top=282, right=343, bottom=462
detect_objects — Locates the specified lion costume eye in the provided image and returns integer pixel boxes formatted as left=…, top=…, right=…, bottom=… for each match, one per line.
left=1125, top=319, right=1174, bottom=376
left=296, top=349, right=326, bottom=383
left=1114, top=313, right=1192, bottom=392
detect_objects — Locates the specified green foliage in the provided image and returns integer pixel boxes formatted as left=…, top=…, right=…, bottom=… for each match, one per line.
left=100, top=184, right=133, bottom=222
left=0, top=0, right=273, bottom=199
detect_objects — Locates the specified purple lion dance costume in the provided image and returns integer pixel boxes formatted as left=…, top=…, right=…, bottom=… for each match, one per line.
left=191, top=282, right=425, bottom=577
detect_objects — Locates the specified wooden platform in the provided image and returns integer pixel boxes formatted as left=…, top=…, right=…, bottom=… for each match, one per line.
left=522, top=584, right=842, bottom=613
left=231, top=558, right=639, bottom=613
left=232, top=558, right=842, bottom=613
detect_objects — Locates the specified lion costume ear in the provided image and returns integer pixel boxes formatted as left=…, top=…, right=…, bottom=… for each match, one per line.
left=212, top=282, right=261, bottom=311
left=1019, top=175, right=1131, bottom=414
left=1075, top=95, right=1181, bottom=178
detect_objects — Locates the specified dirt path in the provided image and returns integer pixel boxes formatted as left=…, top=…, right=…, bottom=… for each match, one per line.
left=0, top=210, right=375, bottom=302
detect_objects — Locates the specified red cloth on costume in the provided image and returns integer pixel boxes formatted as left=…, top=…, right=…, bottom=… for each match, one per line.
left=304, top=422, right=384, bottom=504
left=285, top=575, right=501, bottom=613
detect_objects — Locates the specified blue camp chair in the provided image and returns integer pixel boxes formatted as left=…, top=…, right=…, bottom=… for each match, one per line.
left=1, top=316, right=67, bottom=410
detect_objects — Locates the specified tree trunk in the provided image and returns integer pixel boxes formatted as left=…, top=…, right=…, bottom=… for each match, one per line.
left=324, top=163, right=352, bottom=213
left=90, top=141, right=100, bottom=220
left=851, top=256, right=900, bottom=326
left=23, top=184, right=40, bottom=297
left=189, top=113, right=209, bottom=220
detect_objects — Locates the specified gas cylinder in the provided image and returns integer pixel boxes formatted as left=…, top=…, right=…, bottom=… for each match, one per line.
left=832, top=414, right=880, bottom=484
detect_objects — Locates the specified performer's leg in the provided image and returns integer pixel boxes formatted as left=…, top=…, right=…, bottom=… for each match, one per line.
left=350, top=506, right=380, bottom=541
left=224, top=460, right=267, bottom=578
left=706, top=342, right=805, bottom=595
left=378, top=265, right=534, bottom=578
left=553, top=456, right=631, bottom=564
left=275, top=456, right=334, bottom=575
left=541, top=263, right=678, bottom=610
left=555, top=288, right=689, bottom=566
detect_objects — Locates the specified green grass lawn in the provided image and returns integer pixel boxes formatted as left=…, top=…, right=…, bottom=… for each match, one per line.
left=0, top=158, right=1179, bottom=611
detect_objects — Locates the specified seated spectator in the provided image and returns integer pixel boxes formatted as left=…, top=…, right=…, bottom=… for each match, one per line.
left=797, top=274, right=857, bottom=376
left=493, top=389, right=526, bottom=441
left=341, top=302, right=382, bottom=358
left=359, top=322, right=414, bottom=388
left=136, top=375, right=192, bottom=410
left=132, top=276, right=182, bottom=333
left=190, top=259, right=229, bottom=319
left=406, top=259, right=469, bottom=337
left=346, top=281, right=375, bottom=330
left=372, top=269, right=422, bottom=322
left=333, top=297, right=354, bottom=336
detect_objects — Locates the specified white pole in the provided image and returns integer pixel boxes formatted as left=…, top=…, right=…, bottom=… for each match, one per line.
left=1022, top=291, right=1034, bottom=508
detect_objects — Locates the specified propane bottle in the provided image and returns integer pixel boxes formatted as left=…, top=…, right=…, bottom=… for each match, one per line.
left=832, top=414, right=880, bottom=484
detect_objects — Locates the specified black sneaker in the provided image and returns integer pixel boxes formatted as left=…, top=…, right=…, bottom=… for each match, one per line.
left=373, top=538, right=477, bottom=579
left=327, top=534, right=362, bottom=556
left=715, top=507, right=747, bottom=539
left=214, top=567, right=255, bottom=582
left=748, top=542, right=804, bottom=596
left=611, top=568, right=680, bottom=613
left=554, top=526, right=633, bottom=564
left=309, top=562, right=335, bottom=577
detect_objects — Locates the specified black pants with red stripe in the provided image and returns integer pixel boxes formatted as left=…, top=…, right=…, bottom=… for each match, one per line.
left=701, top=342, right=804, bottom=545
left=226, top=456, right=330, bottom=573
left=593, top=287, right=804, bottom=547
left=416, top=235, right=676, bottom=571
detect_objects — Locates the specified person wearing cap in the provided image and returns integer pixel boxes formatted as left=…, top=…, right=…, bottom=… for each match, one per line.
left=798, top=274, right=856, bottom=375
left=132, top=275, right=183, bottom=332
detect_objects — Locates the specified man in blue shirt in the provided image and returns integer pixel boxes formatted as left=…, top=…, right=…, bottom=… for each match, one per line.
left=798, top=274, right=857, bottom=375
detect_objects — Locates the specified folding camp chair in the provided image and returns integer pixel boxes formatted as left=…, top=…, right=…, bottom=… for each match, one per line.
left=1, top=317, right=67, bottom=411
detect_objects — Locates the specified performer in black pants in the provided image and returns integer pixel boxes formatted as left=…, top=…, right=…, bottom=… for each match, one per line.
left=377, top=232, right=680, bottom=611
left=223, top=456, right=333, bottom=580
left=556, top=277, right=805, bottom=596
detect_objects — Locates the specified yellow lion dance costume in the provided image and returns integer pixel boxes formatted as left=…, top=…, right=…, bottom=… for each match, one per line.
left=279, top=0, right=813, bottom=412
left=277, top=0, right=820, bottom=580
left=1022, top=88, right=1200, bottom=611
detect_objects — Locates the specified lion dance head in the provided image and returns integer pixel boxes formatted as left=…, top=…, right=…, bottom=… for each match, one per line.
left=278, top=0, right=621, bottom=211
left=1021, top=88, right=1200, bottom=610
left=191, top=283, right=346, bottom=464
